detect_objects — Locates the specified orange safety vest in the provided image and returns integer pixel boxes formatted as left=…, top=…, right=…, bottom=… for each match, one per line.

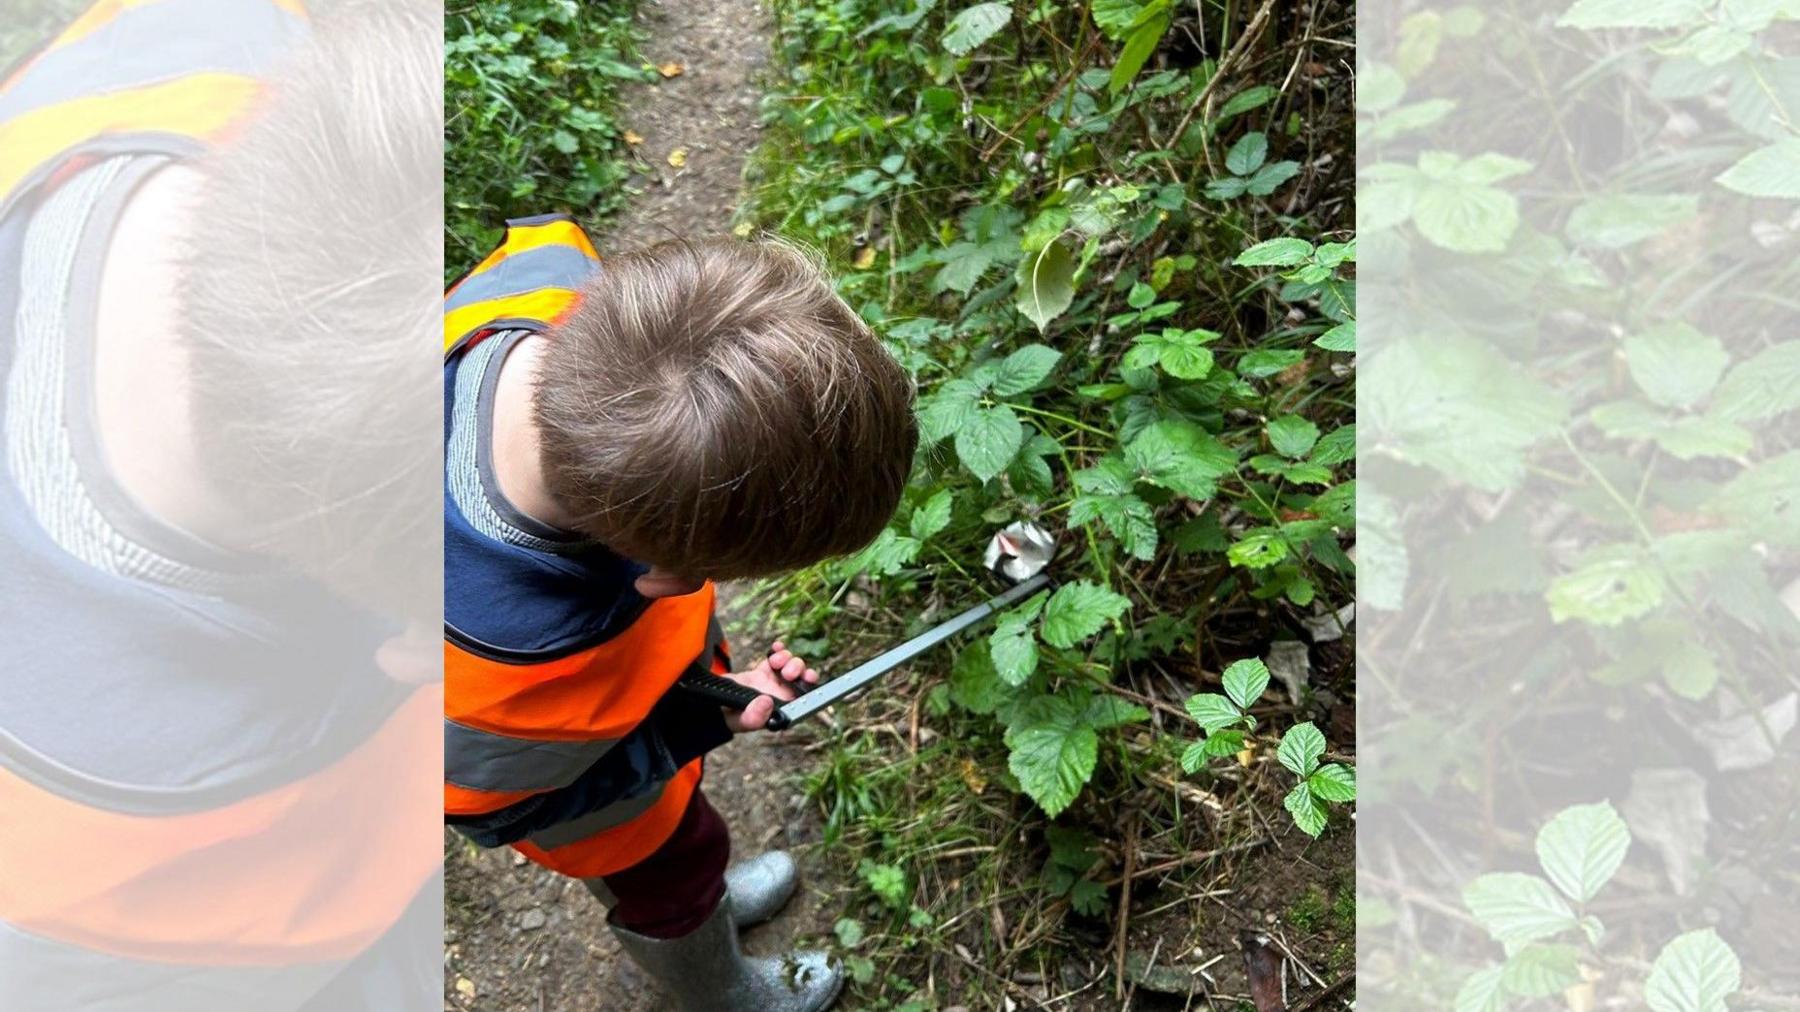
left=444, top=215, right=723, bottom=880
left=0, top=0, right=438, bottom=976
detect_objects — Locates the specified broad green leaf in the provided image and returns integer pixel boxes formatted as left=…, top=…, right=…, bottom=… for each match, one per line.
left=949, top=642, right=1008, bottom=714
left=917, top=378, right=984, bottom=443
left=1236, top=236, right=1313, bottom=267
left=1221, top=658, right=1270, bottom=710
left=1202, top=728, right=1246, bottom=757
left=1501, top=944, right=1582, bottom=998
left=1041, top=580, right=1132, bottom=648
left=1546, top=546, right=1666, bottom=626
left=1645, top=929, right=1740, bottom=1012
left=1124, top=419, right=1238, bottom=499
left=1277, top=721, right=1326, bottom=776
left=1359, top=61, right=1406, bottom=113
left=1397, top=10, right=1442, bottom=77
left=1566, top=194, right=1699, bottom=249
left=956, top=404, right=1025, bottom=481
left=1462, top=873, right=1577, bottom=946
left=1227, top=530, right=1289, bottom=569
left=1091, top=0, right=1170, bottom=40
left=1127, top=328, right=1215, bottom=379
left=1070, top=457, right=1159, bottom=559
left=1244, top=160, right=1300, bottom=196
left=1006, top=698, right=1098, bottom=817
left=942, top=2, right=1012, bottom=55
left=850, top=528, right=922, bottom=576
left=1624, top=322, right=1727, bottom=409
left=1016, top=240, right=1077, bottom=331
left=1184, top=693, right=1241, bottom=733
left=1308, top=763, right=1357, bottom=802
left=1717, top=139, right=1800, bottom=198
left=1534, top=802, right=1630, bottom=903
left=1218, top=84, right=1278, bottom=119
left=1707, top=450, right=1800, bottom=547
left=1239, top=348, right=1306, bottom=378
left=1180, top=739, right=1208, bottom=774
left=1558, top=0, right=1710, bottom=30
left=1315, top=320, right=1355, bottom=352
left=1311, top=424, right=1356, bottom=466
left=1413, top=177, right=1520, bottom=253
left=1710, top=341, right=1800, bottom=422
left=989, top=619, right=1039, bottom=685
left=1453, top=965, right=1507, bottom=1012
left=1109, top=12, right=1170, bottom=95
left=1084, top=696, right=1150, bottom=729
left=1284, top=781, right=1329, bottom=837
left=1267, top=415, right=1321, bottom=458
left=909, top=489, right=954, bottom=540
left=991, top=344, right=1062, bottom=396
left=1226, top=133, right=1269, bottom=175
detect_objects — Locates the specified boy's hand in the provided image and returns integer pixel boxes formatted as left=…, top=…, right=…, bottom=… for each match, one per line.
left=721, top=641, right=820, bottom=733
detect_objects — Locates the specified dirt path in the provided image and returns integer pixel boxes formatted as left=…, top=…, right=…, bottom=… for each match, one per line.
left=442, top=4, right=844, bottom=1010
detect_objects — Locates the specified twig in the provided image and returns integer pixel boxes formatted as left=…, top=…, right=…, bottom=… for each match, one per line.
left=1165, top=0, right=1279, bottom=151
left=1113, top=813, right=1140, bottom=1000
left=1289, top=971, right=1353, bottom=1012
left=1100, top=837, right=1266, bottom=888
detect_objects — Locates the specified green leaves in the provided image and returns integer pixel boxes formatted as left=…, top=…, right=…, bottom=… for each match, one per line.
left=956, top=404, right=1025, bottom=481
left=1566, top=193, right=1698, bottom=249
left=1462, top=872, right=1578, bottom=946
left=1124, top=420, right=1239, bottom=500
left=942, top=2, right=1011, bottom=56
left=1226, top=133, right=1268, bottom=175
left=1266, top=416, right=1321, bottom=459
left=1123, top=328, right=1216, bottom=379
left=1016, top=240, right=1078, bottom=331
left=1716, top=139, right=1800, bottom=198
left=1221, top=658, right=1270, bottom=710
left=916, top=378, right=984, bottom=443
left=1236, top=237, right=1314, bottom=267
left=909, top=489, right=954, bottom=540
left=1363, top=151, right=1532, bottom=252
left=1546, top=546, right=1665, bottom=626
left=1041, top=581, right=1132, bottom=648
left=1534, top=801, right=1630, bottom=904
left=1645, top=929, right=1741, bottom=1012
left=1623, top=322, right=1727, bottom=410
left=991, top=344, right=1062, bottom=396
left=1005, top=695, right=1098, bottom=817
left=1284, top=781, right=1329, bottom=837
left=1557, top=0, right=1710, bottom=28
left=1209, top=134, right=1300, bottom=199
left=988, top=591, right=1046, bottom=686
left=1276, top=721, right=1326, bottom=777
left=1108, top=7, right=1171, bottom=94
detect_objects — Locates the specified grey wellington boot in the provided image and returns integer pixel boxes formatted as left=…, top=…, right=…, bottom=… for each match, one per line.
left=610, top=902, right=843, bottom=1012
left=726, top=851, right=799, bottom=928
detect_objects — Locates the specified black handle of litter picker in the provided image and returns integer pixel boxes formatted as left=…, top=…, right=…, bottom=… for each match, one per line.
left=674, top=671, right=792, bottom=731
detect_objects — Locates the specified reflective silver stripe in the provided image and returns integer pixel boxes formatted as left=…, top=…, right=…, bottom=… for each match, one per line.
left=0, top=0, right=306, bottom=126
left=527, top=784, right=670, bottom=850
left=443, top=719, right=621, bottom=793
left=443, top=244, right=599, bottom=312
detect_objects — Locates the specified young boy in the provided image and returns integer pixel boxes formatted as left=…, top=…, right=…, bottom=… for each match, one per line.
left=443, top=225, right=917, bottom=1011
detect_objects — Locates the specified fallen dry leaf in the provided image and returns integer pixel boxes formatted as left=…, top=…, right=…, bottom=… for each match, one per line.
left=667, top=147, right=688, bottom=169
left=454, top=977, right=476, bottom=1000
left=622, top=129, right=644, bottom=146
left=958, top=757, right=987, bottom=794
left=732, top=220, right=755, bottom=238
left=853, top=244, right=878, bottom=270
left=658, top=62, right=684, bottom=78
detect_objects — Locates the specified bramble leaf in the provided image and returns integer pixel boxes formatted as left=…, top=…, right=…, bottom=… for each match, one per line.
left=1534, top=801, right=1630, bottom=903
left=1041, top=581, right=1133, bottom=648
left=1221, top=658, right=1270, bottom=710
left=943, top=2, right=1011, bottom=55
left=1277, top=721, right=1326, bottom=776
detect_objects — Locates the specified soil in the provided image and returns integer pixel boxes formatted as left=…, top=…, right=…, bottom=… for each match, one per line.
left=442, top=2, right=835, bottom=1010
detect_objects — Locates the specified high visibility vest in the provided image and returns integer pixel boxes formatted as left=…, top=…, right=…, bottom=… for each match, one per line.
left=444, top=215, right=722, bottom=880
left=0, top=0, right=439, bottom=994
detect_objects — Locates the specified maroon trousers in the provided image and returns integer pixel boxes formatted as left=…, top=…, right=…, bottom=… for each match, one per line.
left=593, top=789, right=730, bottom=939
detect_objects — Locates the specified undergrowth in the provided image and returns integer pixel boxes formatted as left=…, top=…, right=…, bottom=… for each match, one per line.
left=738, top=0, right=1356, bottom=1005
left=445, top=0, right=649, bottom=274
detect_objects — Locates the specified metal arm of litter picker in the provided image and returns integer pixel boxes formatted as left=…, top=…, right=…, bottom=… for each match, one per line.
left=675, top=571, right=1053, bottom=732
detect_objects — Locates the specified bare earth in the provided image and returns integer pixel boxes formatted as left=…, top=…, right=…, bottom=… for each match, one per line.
left=441, top=3, right=838, bottom=1010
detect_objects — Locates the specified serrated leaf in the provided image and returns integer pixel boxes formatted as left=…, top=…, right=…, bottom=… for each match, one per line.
left=1246, top=160, right=1301, bottom=196
left=1716, top=139, right=1800, bottom=198
left=1236, top=236, right=1313, bottom=267
left=989, top=621, right=1040, bottom=686
left=1454, top=965, right=1507, bottom=1012
left=917, top=378, right=984, bottom=443
left=956, top=404, right=1025, bottom=481
left=1267, top=415, right=1321, bottom=458
left=1284, top=781, right=1329, bottom=836
left=1221, top=658, right=1271, bottom=710
left=1041, top=581, right=1133, bottom=648
left=1016, top=240, right=1077, bottom=331
left=991, top=344, right=1062, bottom=396
left=1534, top=801, right=1631, bottom=903
left=1184, top=693, right=1242, bottom=734
left=1710, top=341, right=1800, bottom=422
left=1546, top=546, right=1665, bottom=626
left=1566, top=193, right=1699, bottom=249
left=1125, top=419, right=1238, bottom=499
left=1202, top=728, right=1246, bottom=756
left=1180, top=739, right=1208, bottom=774
left=949, top=642, right=1007, bottom=714
left=1308, top=763, right=1357, bottom=802
left=1085, top=696, right=1150, bottom=729
left=1006, top=699, right=1099, bottom=817
left=1227, top=530, right=1289, bottom=569
left=1226, top=133, right=1269, bottom=175
left=1277, top=721, right=1326, bottom=776
left=910, top=489, right=954, bottom=540
left=1501, top=944, right=1582, bottom=997
left=1315, top=320, right=1355, bottom=352
left=1625, top=322, right=1727, bottom=409
left=1462, top=873, right=1578, bottom=946
left=1645, top=929, right=1740, bottom=1012
left=1091, top=0, right=1170, bottom=39
left=942, top=2, right=1011, bottom=55
left=1414, top=177, right=1520, bottom=253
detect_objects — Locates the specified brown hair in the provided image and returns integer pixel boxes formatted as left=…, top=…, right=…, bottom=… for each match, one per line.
left=535, top=238, right=917, bottom=580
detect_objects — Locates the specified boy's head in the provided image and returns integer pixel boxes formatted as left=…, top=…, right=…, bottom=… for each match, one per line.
left=535, top=238, right=917, bottom=582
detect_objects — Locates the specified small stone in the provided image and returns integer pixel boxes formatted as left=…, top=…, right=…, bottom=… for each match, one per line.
left=519, top=909, right=547, bottom=931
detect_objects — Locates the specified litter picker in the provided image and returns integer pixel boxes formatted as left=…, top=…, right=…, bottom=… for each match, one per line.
left=674, top=523, right=1055, bottom=731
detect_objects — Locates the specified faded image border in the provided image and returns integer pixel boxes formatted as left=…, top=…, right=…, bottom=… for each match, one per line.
left=1361, top=0, right=1798, bottom=1009
left=0, top=2, right=443, bottom=1010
